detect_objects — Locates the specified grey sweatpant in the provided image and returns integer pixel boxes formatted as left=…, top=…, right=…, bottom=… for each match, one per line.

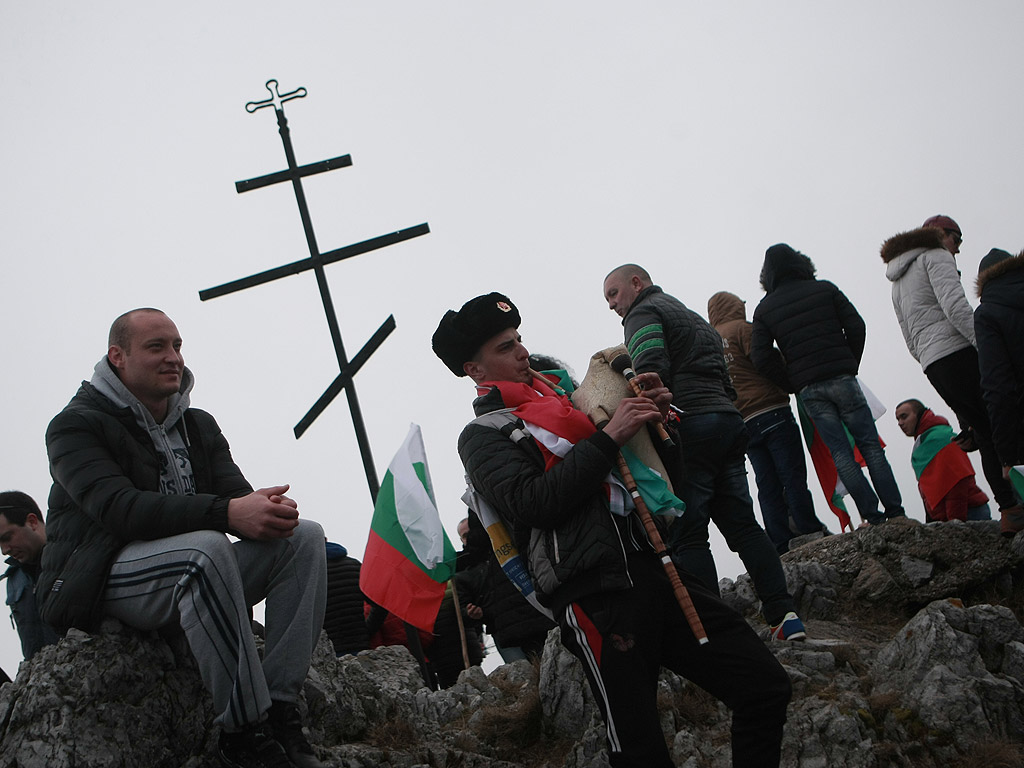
left=101, top=519, right=327, bottom=731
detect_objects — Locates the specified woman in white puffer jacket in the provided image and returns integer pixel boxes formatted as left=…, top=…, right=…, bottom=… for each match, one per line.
left=882, top=220, right=974, bottom=369
left=880, top=214, right=1018, bottom=514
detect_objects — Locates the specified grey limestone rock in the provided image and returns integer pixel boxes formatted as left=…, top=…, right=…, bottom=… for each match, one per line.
left=1, top=521, right=1022, bottom=767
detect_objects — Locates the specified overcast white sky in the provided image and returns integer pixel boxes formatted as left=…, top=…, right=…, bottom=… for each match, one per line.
left=2, top=2, right=1021, bottom=677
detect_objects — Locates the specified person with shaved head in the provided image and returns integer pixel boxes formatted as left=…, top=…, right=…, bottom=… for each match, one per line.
left=603, top=265, right=806, bottom=643
left=42, top=307, right=327, bottom=768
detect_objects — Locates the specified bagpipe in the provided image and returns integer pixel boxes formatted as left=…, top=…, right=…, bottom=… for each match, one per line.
left=571, top=344, right=707, bottom=644
left=465, top=344, right=708, bottom=643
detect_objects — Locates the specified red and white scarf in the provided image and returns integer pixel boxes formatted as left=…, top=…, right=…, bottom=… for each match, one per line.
left=477, top=377, right=629, bottom=513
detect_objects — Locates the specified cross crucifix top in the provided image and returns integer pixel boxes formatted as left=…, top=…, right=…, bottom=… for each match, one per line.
left=201, top=79, right=430, bottom=503
left=245, top=79, right=308, bottom=114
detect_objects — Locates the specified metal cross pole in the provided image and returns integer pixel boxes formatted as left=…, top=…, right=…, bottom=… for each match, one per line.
left=199, top=79, right=430, bottom=502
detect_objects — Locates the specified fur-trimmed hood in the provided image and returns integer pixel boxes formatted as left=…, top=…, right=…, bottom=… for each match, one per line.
left=976, top=249, right=1024, bottom=298
left=880, top=227, right=946, bottom=264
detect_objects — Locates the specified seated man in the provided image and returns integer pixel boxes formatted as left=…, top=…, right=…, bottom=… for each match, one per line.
left=0, top=490, right=59, bottom=660
left=41, top=308, right=326, bottom=768
left=894, top=399, right=992, bottom=522
left=433, top=292, right=791, bottom=768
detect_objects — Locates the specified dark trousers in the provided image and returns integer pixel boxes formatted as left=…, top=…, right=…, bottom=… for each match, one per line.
left=926, top=347, right=1017, bottom=509
left=558, top=555, right=791, bottom=768
left=745, top=406, right=826, bottom=553
left=667, top=411, right=796, bottom=624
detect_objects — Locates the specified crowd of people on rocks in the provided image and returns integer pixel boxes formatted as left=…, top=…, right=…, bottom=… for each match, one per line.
left=1, top=213, right=1021, bottom=768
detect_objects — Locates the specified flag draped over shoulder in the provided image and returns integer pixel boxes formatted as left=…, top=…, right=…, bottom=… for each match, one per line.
left=361, top=424, right=457, bottom=633
left=910, top=411, right=974, bottom=510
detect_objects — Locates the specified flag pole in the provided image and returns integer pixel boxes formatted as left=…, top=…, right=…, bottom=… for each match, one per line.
left=449, top=579, right=471, bottom=670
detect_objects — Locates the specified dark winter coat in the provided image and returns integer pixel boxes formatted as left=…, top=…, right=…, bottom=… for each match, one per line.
left=2, top=558, right=59, bottom=659
left=751, top=246, right=866, bottom=392
left=324, top=543, right=370, bottom=657
left=622, top=285, right=738, bottom=414
left=975, top=252, right=1024, bottom=466
left=457, top=386, right=652, bottom=618
left=40, top=382, right=252, bottom=632
left=458, top=540, right=555, bottom=649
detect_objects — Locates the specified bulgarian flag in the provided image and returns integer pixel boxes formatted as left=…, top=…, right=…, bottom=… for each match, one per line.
left=361, top=424, right=457, bottom=633
left=796, top=396, right=853, bottom=532
left=1010, top=466, right=1024, bottom=501
left=910, top=411, right=973, bottom=511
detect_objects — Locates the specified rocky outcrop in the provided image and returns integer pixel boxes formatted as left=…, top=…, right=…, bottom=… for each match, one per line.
left=1, top=519, right=1022, bottom=767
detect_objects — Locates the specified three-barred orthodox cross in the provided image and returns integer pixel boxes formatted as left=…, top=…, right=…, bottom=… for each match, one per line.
left=199, top=79, right=429, bottom=501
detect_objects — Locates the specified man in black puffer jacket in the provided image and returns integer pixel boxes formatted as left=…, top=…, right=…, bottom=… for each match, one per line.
left=42, top=308, right=327, bottom=768
left=433, top=292, right=791, bottom=768
left=751, top=244, right=905, bottom=527
left=603, top=264, right=803, bottom=641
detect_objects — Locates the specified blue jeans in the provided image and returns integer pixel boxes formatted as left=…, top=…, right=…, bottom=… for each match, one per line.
left=745, top=406, right=826, bottom=553
left=967, top=503, right=992, bottom=521
left=799, top=375, right=904, bottom=525
left=666, top=411, right=796, bottom=624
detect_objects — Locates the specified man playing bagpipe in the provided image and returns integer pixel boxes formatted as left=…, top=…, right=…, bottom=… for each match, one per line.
left=432, top=292, right=791, bottom=768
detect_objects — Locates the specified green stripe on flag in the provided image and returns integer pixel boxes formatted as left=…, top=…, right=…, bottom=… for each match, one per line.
left=372, top=471, right=454, bottom=584
left=911, top=425, right=955, bottom=479
left=1010, top=467, right=1024, bottom=502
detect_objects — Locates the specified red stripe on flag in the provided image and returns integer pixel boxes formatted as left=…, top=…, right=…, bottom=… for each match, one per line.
left=806, top=422, right=853, bottom=532
left=361, top=528, right=448, bottom=633
left=918, top=443, right=974, bottom=510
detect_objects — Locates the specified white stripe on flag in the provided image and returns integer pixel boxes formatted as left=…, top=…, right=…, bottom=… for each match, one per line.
left=391, top=423, right=445, bottom=569
left=858, top=377, right=886, bottom=420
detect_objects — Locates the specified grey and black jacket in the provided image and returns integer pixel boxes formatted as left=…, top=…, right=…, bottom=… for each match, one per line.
left=621, top=286, right=738, bottom=414
left=41, top=380, right=252, bottom=632
left=457, top=386, right=653, bottom=617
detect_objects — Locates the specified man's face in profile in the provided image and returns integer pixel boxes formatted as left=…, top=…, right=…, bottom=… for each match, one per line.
left=603, top=273, right=643, bottom=318
left=463, top=328, right=532, bottom=384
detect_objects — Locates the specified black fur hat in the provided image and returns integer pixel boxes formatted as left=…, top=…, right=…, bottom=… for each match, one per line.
left=432, top=293, right=521, bottom=376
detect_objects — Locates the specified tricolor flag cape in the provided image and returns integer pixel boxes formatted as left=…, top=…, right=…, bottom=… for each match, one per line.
left=909, top=411, right=973, bottom=511
left=361, top=424, right=457, bottom=633
left=795, top=378, right=887, bottom=532
left=1010, top=466, right=1024, bottom=502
